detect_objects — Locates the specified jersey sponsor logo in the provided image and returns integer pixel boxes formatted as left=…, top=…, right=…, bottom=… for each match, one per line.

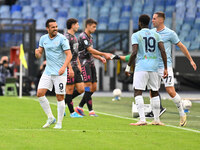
left=84, top=40, right=88, bottom=45
left=143, top=55, right=157, bottom=59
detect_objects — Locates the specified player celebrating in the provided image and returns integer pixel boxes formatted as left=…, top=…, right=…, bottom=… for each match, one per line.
left=152, top=12, right=197, bottom=126
left=35, top=19, right=72, bottom=129
left=125, top=14, right=168, bottom=126
left=64, top=18, right=84, bottom=118
left=117, top=54, right=166, bottom=117
left=75, top=18, right=112, bottom=116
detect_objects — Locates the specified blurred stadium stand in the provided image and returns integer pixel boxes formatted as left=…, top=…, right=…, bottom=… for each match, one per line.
left=0, top=0, right=200, bottom=50
left=0, top=0, right=200, bottom=92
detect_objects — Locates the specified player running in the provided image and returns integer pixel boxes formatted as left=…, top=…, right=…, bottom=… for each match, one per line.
left=125, top=14, right=168, bottom=126
left=75, top=18, right=112, bottom=116
left=64, top=18, right=84, bottom=118
left=35, top=19, right=72, bottom=129
left=152, top=12, right=197, bottom=126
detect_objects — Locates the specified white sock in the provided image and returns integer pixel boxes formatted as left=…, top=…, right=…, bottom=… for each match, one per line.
left=39, top=96, right=54, bottom=118
left=151, top=96, right=160, bottom=122
left=57, top=100, right=65, bottom=124
left=135, top=95, right=146, bottom=122
left=172, top=93, right=185, bottom=116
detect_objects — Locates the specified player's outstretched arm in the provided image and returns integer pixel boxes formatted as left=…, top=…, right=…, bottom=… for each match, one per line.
left=176, top=42, right=197, bottom=71
left=158, top=42, right=168, bottom=78
left=59, top=50, right=72, bottom=75
left=87, top=46, right=112, bottom=59
left=125, top=44, right=138, bottom=76
left=35, top=47, right=44, bottom=59
left=93, top=54, right=106, bottom=64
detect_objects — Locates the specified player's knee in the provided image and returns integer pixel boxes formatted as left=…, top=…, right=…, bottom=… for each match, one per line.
left=77, top=87, right=84, bottom=94
left=166, top=87, right=176, bottom=97
left=56, top=95, right=64, bottom=101
left=37, top=91, right=45, bottom=97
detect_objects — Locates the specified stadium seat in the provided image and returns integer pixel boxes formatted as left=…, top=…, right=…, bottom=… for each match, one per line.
left=108, top=23, right=119, bottom=30
left=34, top=12, right=45, bottom=20
left=57, top=10, right=68, bottom=18
left=22, top=5, right=32, bottom=14
left=11, top=5, right=22, bottom=13
left=57, top=17, right=66, bottom=29
left=0, top=5, right=10, bottom=14
left=189, top=41, right=200, bottom=50
left=98, top=23, right=107, bottom=30
left=33, top=6, right=44, bottom=14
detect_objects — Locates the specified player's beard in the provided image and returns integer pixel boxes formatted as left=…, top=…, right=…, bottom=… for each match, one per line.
left=51, top=30, right=57, bottom=37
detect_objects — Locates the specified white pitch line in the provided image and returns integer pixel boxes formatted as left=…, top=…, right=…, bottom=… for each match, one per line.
left=9, top=128, right=193, bottom=133
left=25, top=97, right=200, bottom=134
left=10, top=129, right=135, bottom=133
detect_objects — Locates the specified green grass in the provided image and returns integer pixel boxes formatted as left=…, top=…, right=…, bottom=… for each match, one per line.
left=0, top=96, right=200, bottom=150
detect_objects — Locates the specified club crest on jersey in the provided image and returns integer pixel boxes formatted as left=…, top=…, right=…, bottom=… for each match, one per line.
left=54, top=41, right=59, bottom=46
left=84, top=40, right=88, bottom=45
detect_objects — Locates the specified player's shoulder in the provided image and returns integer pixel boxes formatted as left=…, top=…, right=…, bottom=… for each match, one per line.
left=164, top=26, right=176, bottom=34
left=57, top=32, right=66, bottom=38
left=78, top=32, right=88, bottom=40
left=40, top=34, right=48, bottom=40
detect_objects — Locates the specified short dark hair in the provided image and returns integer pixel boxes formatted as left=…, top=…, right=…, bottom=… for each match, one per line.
left=85, top=18, right=97, bottom=27
left=3, top=60, right=8, bottom=64
left=154, top=11, right=165, bottom=20
left=139, top=14, right=150, bottom=26
left=46, top=18, right=56, bottom=27
left=66, top=18, right=78, bottom=29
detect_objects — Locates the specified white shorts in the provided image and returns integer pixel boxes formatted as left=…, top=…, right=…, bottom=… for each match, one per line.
left=38, top=74, right=67, bottom=94
left=158, top=67, right=174, bottom=87
left=133, top=71, right=159, bottom=91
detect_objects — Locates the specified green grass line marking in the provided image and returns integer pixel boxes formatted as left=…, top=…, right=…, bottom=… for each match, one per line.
left=28, top=97, right=200, bottom=134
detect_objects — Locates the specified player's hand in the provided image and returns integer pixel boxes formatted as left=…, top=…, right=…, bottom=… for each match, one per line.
left=59, top=67, right=66, bottom=75
left=190, top=60, right=197, bottom=71
left=99, top=57, right=107, bottom=64
left=68, top=67, right=74, bottom=78
left=125, top=65, right=131, bottom=76
left=35, top=49, right=41, bottom=59
left=111, top=55, right=120, bottom=60
left=125, top=71, right=131, bottom=76
left=163, top=68, right=168, bottom=78
left=103, top=53, right=113, bottom=60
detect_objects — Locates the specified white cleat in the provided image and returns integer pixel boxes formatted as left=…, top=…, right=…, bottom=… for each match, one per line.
left=42, top=117, right=56, bottom=128
left=150, top=120, right=165, bottom=126
left=54, top=123, right=62, bottom=129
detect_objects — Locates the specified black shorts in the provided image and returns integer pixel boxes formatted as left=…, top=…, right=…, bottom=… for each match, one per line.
left=67, top=66, right=83, bottom=85
left=81, top=64, right=97, bottom=83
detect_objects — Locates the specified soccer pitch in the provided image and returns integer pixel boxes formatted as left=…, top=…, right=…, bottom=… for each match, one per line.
left=0, top=96, right=199, bottom=150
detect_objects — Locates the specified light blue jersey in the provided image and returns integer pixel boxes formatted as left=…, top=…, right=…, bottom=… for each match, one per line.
left=39, top=32, right=70, bottom=76
left=152, top=26, right=180, bottom=68
left=132, top=28, right=163, bottom=72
